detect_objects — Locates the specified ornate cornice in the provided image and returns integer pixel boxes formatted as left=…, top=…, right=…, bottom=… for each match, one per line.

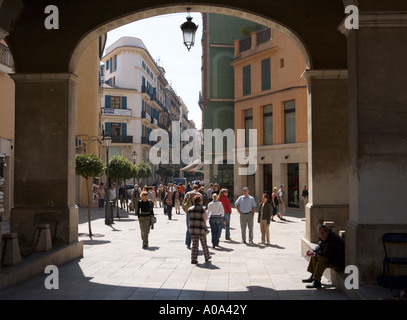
left=338, top=11, right=407, bottom=37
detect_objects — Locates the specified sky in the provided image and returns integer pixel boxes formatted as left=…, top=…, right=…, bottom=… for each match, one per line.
left=104, top=12, right=203, bottom=129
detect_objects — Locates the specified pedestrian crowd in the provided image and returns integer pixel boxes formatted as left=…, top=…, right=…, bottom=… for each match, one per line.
left=95, top=180, right=338, bottom=289
left=97, top=181, right=291, bottom=253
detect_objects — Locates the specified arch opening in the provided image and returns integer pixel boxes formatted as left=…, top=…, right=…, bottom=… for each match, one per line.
left=69, top=5, right=312, bottom=74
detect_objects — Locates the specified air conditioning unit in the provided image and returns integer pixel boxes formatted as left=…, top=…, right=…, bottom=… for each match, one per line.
left=75, top=138, right=83, bottom=147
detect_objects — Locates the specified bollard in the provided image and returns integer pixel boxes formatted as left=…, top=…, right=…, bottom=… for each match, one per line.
left=1, top=233, right=22, bottom=266
left=34, top=224, right=52, bottom=252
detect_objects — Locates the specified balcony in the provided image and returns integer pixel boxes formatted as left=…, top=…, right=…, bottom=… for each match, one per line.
left=111, top=135, right=133, bottom=143
left=0, top=43, right=14, bottom=71
left=141, top=136, right=153, bottom=146
left=102, top=108, right=132, bottom=117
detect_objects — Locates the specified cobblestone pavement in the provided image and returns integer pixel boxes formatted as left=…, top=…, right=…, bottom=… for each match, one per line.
left=0, top=205, right=351, bottom=300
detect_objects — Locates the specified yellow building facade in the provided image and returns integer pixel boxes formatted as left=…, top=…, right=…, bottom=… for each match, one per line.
left=231, top=28, right=308, bottom=207
left=75, top=39, right=103, bottom=207
left=0, top=40, right=15, bottom=221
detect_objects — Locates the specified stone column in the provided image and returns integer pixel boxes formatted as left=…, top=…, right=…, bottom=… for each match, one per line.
left=302, top=70, right=350, bottom=243
left=254, top=164, right=264, bottom=204
left=10, top=73, right=80, bottom=247
left=339, top=12, right=407, bottom=283
left=272, top=162, right=287, bottom=194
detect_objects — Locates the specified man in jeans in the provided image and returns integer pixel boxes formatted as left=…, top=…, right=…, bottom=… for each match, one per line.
left=235, top=187, right=257, bottom=244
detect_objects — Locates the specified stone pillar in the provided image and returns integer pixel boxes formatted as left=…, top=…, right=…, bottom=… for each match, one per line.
left=233, top=163, right=245, bottom=203
left=254, top=164, right=263, bottom=204
left=302, top=70, right=350, bottom=243
left=272, top=162, right=287, bottom=193
left=339, top=12, right=407, bottom=283
left=10, top=73, right=80, bottom=247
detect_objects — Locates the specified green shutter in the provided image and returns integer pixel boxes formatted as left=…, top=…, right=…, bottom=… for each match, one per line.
left=243, top=65, right=251, bottom=96
left=105, top=95, right=111, bottom=108
left=122, top=123, right=127, bottom=138
left=262, top=58, right=271, bottom=91
left=105, top=122, right=112, bottom=136
left=121, top=96, right=127, bottom=109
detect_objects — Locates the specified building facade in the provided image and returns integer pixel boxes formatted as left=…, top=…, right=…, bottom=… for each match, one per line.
left=0, top=40, right=14, bottom=222
left=200, top=13, right=263, bottom=200
left=75, top=37, right=105, bottom=207
left=231, top=28, right=308, bottom=207
left=100, top=37, right=195, bottom=185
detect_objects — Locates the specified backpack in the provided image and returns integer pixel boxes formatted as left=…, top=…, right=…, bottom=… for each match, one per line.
left=182, top=193, right=193, bottom=213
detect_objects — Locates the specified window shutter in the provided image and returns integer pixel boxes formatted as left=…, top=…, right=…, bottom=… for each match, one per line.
left=122, top=123, right=127, bottom=138
left=105, top=95, right=111, bottom=108
left=110, top=57, right=113, bottom=73
left=114, top=55, right=117, bottom=71
left=243, top=65, right=251, bottom=96
left=261, top=58, right=271, bottom=91
left=105, top=122, right=112, bottom=136
left=121, top=96, right=127, bottom=109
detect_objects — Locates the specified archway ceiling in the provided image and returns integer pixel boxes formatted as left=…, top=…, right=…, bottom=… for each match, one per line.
left=1, top=0, right=406, bottom=73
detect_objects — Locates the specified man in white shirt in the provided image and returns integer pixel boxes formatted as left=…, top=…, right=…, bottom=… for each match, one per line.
left=235, top=187, right=257, bottom=244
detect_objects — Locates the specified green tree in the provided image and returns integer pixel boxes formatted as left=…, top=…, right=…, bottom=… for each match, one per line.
left=136, top=161, right=152, bottom=186
left=108, top=155, right=134, bottom=218
left=75, top=154, right=105, bottom=238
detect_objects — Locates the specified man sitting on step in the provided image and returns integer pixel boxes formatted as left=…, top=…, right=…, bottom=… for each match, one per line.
left=303, top=224, right=345, bottom=289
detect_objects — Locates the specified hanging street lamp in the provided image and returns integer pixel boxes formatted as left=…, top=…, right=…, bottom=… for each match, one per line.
left=180, top=8, right=198, bottom=51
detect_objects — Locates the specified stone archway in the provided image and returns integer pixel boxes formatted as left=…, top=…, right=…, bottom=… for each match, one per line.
left=1, top=0, right=406, bottom=285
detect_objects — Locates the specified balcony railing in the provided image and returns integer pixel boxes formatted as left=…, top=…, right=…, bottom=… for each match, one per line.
left=102, top=108, right=132, bottom=117
left=111, top=135, right=133, bottom=143
left=0, top=43, right=13, bottom=68
left=239, top=37, right=252, bottom=52
left=141, top=136, right=154, bottom=146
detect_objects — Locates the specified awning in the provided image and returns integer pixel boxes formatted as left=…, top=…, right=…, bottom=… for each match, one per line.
left=180, top=158, right=202, bottom=172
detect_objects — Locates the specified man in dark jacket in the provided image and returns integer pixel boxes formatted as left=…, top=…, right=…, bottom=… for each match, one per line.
left=303, top=224, right=345, bottom=288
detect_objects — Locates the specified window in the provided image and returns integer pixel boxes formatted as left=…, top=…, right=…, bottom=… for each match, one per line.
left=113, top=55, right=117, bottom=71
left=105, top=96, right=127, bottom=109
left=284, top=100, right=296, bottom=144
left=244, top=109, right=253, bottom=147
left=111, top=96, right=121, bottom=109
left=280, top=58, right=285, bottom=68
left=243, top=65, right=251, bottom=96
left=261, top=58, right=271, bottom=91
left=263, top=105, right=273, bottom=145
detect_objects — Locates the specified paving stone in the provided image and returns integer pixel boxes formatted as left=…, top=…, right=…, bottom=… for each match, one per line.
left=0, top=205, right=352, bottom=300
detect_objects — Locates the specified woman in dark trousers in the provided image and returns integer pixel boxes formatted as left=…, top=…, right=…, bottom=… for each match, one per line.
left=137, top=191, right=154, bottom=249
left=271, top=187, right=279, bottom=222
left=164, top=190, right=175, bottom=220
